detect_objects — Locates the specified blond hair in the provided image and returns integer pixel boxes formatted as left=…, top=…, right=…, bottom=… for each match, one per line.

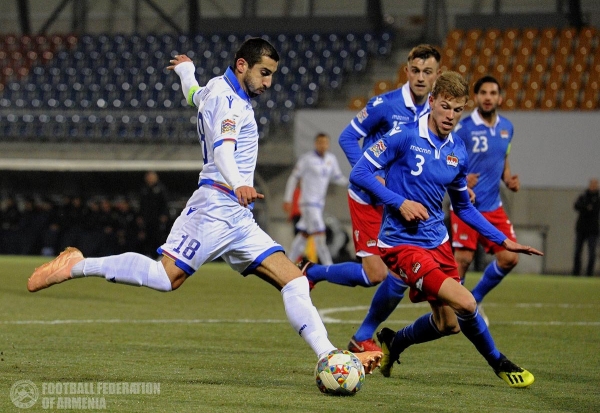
left=431, top=71, right=469, bottom=99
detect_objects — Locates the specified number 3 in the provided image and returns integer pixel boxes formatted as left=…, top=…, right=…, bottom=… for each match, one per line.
left=411, top=154, right=425, bottom=176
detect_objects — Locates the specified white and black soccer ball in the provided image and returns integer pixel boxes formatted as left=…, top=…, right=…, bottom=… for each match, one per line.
left=315, top=349, right=365, bottom=395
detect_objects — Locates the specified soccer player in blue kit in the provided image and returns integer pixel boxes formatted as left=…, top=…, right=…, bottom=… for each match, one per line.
left=450, top=76, right=521, bottom=325
left=299, top=44, right=441, bottom=353
left=350, top=71, right=542, bottom=387
left=26, top=38, right=381, bottom=373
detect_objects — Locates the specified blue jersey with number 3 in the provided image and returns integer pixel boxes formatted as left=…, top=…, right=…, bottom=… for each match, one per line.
left=453, top=110, right=514, bottom=212
left=363, top=116, right=470, bottom=248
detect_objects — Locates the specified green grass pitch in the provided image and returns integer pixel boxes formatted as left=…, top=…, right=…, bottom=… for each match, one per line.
left=0, top=255, right=598, bottom=412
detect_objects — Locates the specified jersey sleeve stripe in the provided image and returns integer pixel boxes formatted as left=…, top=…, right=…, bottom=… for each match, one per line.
left=350, top=119, right=368, bottom=137
left=364, top=152, right=382, bottom=169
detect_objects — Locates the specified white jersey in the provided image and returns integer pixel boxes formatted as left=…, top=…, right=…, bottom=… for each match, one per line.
left=283, top=150, right=347, bottom=209
left=191, top=67, right=257, bottom=193
left=159, top=66, right=284, bottom=275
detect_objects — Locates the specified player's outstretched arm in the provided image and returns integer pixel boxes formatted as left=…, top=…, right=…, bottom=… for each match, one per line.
left=502, top=239, right=543, bottom=256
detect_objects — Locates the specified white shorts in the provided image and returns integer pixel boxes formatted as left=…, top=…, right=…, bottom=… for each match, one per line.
left=158, top=185, right=283, bottom=275
left=296, top=205, right=326, bottom=234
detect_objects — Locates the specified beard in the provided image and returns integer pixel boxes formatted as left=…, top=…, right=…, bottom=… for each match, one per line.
left=244, top=78, right=263, bottom=98
left=478, top=107, right=496, bottom=117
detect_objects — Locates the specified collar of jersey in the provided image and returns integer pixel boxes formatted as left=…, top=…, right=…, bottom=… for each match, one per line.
left=471, top=108, right=500, bottom=127
left=224, top=67, right=251, bottom=102
left=401, top=82, right=430, bottom=117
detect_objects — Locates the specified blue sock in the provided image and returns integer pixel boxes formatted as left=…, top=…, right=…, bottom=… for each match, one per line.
left=471, top=260, right=510, bottom=303
left=354, top=273, right=407, bottom=341
left=391, top=313, right=443, bottom=355
left=456, top=308, right=501, bottom=366
left=305, top=262, right=371, bottom=287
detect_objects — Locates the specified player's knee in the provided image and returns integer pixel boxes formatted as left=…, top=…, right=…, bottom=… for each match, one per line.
left=454, top=253, right=473, bottom=270
left=498, top=252, right=519, bottom=271
left=364, top=267, right=388, bottom=284
left=454, top=295, right=478, bottom=315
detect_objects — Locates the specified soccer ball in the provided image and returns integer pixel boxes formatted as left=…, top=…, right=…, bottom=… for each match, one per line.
left=315, top=349, right=365, bottom=395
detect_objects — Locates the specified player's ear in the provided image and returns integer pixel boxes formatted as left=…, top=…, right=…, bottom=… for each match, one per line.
left=235, top=58, right=248, bottom=74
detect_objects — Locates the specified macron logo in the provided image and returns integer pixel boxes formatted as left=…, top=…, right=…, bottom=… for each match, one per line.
left=187, top=207, right=198, bottom=216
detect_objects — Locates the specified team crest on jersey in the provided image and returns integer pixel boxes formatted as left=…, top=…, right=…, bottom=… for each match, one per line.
left=412, top=262, right=421, bottom=274
left=500, top=129, right=509, bottom=139
left=357, top=107, right=368, bottom=123
left=446, top=152, right=459, bottom=167
left=221, top=119, right=236, bottom=135
left=370, top=140, right=387, bottom=157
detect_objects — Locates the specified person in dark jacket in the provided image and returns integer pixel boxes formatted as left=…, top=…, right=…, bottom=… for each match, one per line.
left=573, top=178, right=600, bottom=276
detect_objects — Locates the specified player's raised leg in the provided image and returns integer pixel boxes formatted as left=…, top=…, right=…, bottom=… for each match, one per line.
left=255, top=251, right=381, bottom=373
left=27, top=249, right=178, bottom=293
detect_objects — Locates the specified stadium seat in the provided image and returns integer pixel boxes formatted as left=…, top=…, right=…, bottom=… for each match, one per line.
left=580, top=88, right=599, bottom=110
left=444, top=29, right=463, bottom=51
left=519, top=88, right=538, bottom=110
left=396, top=63, right=407, bottom=86
left=481, top=29, right=501, bottom=52
left=502, top=87, right=518, bottom=110
left=372, top=79, right=393, bottom=96
left=463, top=29, right=482, bottom=52
left=560, top=88, right=579, bottom=110
left=348, top=96, right=366, bottom=111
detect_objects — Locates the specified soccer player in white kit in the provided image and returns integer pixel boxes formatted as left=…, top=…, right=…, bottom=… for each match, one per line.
left=283, top=133, right=348, bottom=265
left=27, top=37, right=381, bottom=373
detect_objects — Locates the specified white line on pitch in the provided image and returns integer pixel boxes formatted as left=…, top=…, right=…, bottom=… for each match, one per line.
left=0, top=318, right=598, bottom=326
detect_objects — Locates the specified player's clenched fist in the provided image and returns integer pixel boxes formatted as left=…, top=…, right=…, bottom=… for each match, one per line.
left=167, top=54, right=192, bottom=70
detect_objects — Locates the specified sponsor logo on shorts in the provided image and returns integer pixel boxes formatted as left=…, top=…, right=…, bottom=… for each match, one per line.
left=397, top=268, right=407, bottom=279
left=459, top=234, right=468, bottom=240
left=366, top=239, right=377, bottom=247
left=412, top=262, right=421, bottom=274
left=415, top=277, right=423, bottom=291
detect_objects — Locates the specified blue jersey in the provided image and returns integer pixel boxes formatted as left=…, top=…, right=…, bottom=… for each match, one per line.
left=350, top=115, right=507, bottom=249
left=454, top=109, right=514, bottom=212
left=341, top=82, right=430, bottom=205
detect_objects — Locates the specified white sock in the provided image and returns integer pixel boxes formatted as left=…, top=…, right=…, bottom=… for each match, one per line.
left=313, top=234, right=333, bottom=265
left=281, top=277, right=336, bottom=358
left=288, top=234, right=308, bottom=263
left=71, top=253, right=172, bottom=292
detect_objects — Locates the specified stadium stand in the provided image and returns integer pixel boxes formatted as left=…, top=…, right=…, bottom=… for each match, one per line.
left=353, top=26, right=600, bottom=112
left=0, top=31, right=393, bottom=143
